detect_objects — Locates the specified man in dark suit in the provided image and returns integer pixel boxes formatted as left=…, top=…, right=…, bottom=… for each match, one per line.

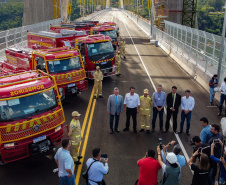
left=107, top=87, right=124, bottom=134
left=164, top=86, right=181, bottom=133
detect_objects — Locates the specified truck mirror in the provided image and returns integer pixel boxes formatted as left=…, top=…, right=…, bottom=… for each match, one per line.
left=82, top=56, right=86, bottom=64
left=35, top=57, right=40, bottom=61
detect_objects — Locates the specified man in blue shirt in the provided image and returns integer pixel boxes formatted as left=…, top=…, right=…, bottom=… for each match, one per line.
left=55, top=139, right=75, bottom=185
left=86, top=148, right=109, bottom=185
left=200, top=117, right=212, bottom=144
left=151, top=84, right=166, bottom=133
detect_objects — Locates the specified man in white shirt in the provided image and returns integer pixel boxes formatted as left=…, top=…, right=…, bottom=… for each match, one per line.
left=179, top=89, right=195, bottom=135
left=86, top=148, right=109, bottom=185
left=123, top=87, right=140, bottom=133
left=218, top=77, right=226, bottom=116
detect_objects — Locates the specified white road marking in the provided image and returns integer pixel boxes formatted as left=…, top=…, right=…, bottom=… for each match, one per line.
left=121, top=11, right=191, bottom=163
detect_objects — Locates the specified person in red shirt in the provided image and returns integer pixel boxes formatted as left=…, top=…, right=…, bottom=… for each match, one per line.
left=137, top=149, right=161, bottom=185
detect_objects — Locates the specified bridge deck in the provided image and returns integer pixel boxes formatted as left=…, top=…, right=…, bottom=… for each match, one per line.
left=0, top=9, right=222, bottom=185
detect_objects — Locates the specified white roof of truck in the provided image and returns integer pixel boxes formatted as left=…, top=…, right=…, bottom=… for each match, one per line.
left=36, top=30, right=87, bottom=38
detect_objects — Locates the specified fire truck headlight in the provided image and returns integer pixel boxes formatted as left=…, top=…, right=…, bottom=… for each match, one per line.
left=4, top=142, right=15, bottom=147
left=55, top=125, right=62, bottom=132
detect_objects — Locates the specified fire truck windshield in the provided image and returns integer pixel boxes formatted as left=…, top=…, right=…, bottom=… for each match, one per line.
left=47, top=57, right=81, bottom=74
left=0, top=89, right=57, bottom=122
left=87, top=41, right=113, bottom=56
left=100, top=30, right=117, bottom=39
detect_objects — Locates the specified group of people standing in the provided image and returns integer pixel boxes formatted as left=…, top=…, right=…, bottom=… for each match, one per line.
left=107, top=85, right=195, bottom=135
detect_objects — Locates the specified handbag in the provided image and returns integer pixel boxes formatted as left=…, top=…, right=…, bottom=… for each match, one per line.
left=82, top=160, right=97, bottom=183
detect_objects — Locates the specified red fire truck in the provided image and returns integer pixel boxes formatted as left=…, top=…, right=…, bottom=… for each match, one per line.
left=71, top=20, right=99, bottom=26
left=2, top=47, right=88, bottom=99
left=90, top=25, right=118, bottom=50
left=75, top=34, right=116, bottom=79
left=50, top=22, right=95, bottom=35
left=0, top=70, right=66, bottom=164
left=27, top=30, right=87, bottom=49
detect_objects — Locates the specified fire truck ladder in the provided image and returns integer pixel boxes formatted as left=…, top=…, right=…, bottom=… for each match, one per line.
left=182, top=0, right=197, bottom=28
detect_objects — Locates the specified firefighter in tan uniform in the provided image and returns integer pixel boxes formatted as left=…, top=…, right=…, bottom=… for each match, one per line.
left=115, top=51, right=121, bottom=76
left=119, top=38, right=126, bottom=59
left=68, top=111, right=82, bottom=164
left=139, top=89, right=153, bottom=133
left=93, top=66, right=103, bottom=99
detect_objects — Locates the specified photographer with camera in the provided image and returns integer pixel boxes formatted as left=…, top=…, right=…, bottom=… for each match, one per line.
left=157, top=146, right=180, bottom=185
left=161, top=140, right=185, bottom=179
left=137, top=149, right=161, bottom=185
left=188, top=149, right=210, bottom=185
left=86, top=148, right=109, bottom=185
left=210, top=139, right=226, bottom=185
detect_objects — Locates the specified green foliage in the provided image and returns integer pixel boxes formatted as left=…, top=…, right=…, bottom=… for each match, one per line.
left=0, top=1, right=24, bottom=31
left=197, top=0, right=225, bottom=36
left=71, top=0, right=82, bottom=21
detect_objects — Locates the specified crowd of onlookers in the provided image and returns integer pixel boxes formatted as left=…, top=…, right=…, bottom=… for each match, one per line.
left=52, top=74, right=226, bottom=185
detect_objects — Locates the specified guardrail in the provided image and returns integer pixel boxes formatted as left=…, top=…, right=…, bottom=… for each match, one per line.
left=123, top=10, right=226, bottom=83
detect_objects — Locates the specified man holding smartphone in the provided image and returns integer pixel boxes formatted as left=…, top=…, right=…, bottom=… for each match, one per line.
left=208, top=125, right=223, bottom=184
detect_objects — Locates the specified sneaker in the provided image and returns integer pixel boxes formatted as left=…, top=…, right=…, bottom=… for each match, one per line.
left=110, top=129, right=114, bottom=134
left=209, top=102, right=213, bottom=106
left=151, top=128, right=155, bottom=133
left=163, top=130, right=168, bottom=133
left=186, top=131, right=190, bottom=135
left=115, top=129, right=120, bottom=132
left=99, top=95, right=103, bottom=98
left=179, top=131, right=183, bottom=134
left=146, top=130, right=150, bottom=134
left=116, top=74, right=120, bottom=76
left=218, top=112, right=222, bottom=116
left=93, top=96, right=96, bottom=99
left=173, top=130, right=178, bottom=134
left=123, top=128, right=129, bottom=131
left=74, top=161, right=81, bottom=165
left=160, top=129, right=164, bottom=133
left=139, top=129, right=144, bottom=132
left=78, top=156, right=83, bottom=159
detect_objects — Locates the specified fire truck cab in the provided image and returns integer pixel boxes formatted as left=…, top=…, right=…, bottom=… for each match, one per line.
left=75, top=34, right=116, bottom=79
left=27, top=30, right=87, bottom=49
left=3, top=47, right=88, bottom=99
left=0, top=70, right=66, bottom=164
left=90, top=25, right=118, bottom=50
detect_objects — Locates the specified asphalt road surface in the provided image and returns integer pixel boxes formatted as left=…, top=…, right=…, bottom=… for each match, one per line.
left=0, top=9, right=223, bottom=185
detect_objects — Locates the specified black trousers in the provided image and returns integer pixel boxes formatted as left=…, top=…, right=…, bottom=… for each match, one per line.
left=165, top=108, right=178, bottom=131
left=126, top=107, right=137, bottom=130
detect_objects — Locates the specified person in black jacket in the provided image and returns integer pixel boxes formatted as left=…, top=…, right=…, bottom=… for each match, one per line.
left=164, top=86, right=181, bottom=133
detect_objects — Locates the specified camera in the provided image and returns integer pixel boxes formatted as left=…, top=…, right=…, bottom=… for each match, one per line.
left=214, top=139, right=219, bottom=143
left=190, top=139, right=195, bottom=146
left=101, top=154, right=108, bottom=160
left=158, top=138, right=163, bottom=150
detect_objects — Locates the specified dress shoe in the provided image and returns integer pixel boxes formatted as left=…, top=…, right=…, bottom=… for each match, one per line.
left=186, top=131, right=190, bottom=135
left=218, top=112, right=222, bottom=116
left=174, top=131, right=178, bottom=134
left=160, top=129, right=164, bottom=133
left=163, top=130, right=168, bottom=133
left=93, top=96, right=96, bottom=99
left=179, top=131, right=183, bottom=134
left=75, top=161, right=81, bottom=165
left=134, top=130, right=137, bottom=133
left=139, top=129, right=144, bottom=132
left=151, top=128, right=155, bottom=133
left=78, top=156, right=83, bottom=159
left=116, top=74, right=120, bottom=76
left=110, top=130, right=114, bottom=134
left=123, top=128, right=129, bottom=131
left=146, top=130, right=150, bottom=134
left=99, top=95, right=103, bottom=98
left=115, top=129, right=120, bottom=132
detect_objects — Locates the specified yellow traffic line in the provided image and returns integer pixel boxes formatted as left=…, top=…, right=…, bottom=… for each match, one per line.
left=78, top=87, right=95, bottom=152
left=75, top=98, right=97, bottom=185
